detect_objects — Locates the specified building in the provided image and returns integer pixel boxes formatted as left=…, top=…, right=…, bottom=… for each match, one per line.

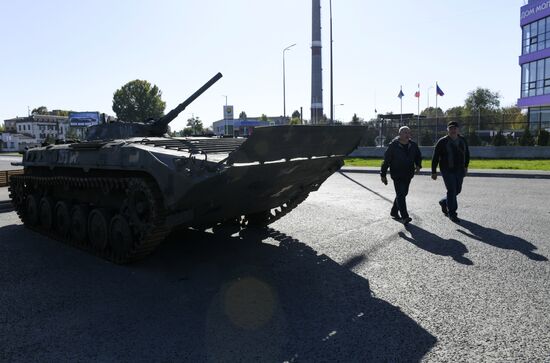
left=211, top=105, right=290, bottom=137
left=3, top=114, right=69, bottom=144
left=2, top=112, right=109, bottom=148
left=0, top=133, right=39, bottom=152
left=518, top=0, right=550, bottom=131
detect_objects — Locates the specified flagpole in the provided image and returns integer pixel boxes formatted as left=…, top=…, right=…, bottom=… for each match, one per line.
left=400, top=85, right=403, bottom=123
left=434, top=82, right=439, bottom=142
left=417, top=83, right=420, bottom=144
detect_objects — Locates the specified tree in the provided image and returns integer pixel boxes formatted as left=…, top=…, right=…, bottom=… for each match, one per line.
left=289, top=117, right=301, bottom=125
left=519, top=126, right=535, bottom=146
left=421, top=107, right=444, bottom=118
left=537, top=129, right=550, bottom=146
left=186, top=116, right=203, bottom=135
left=501, top=106, right=527, bottom=130
left=464, top=88, right=501, bottom=114
left=349, top=113, right=363, bottom=125
left=421, top=132, right=434, bottom=146
left=491, top=131, right=507, bottom=146
left=445, top=106, right=466, bottom=118
left=239, top=111, right=247, bottom=119
left=0, top=124, right=4, bottom=132
left=50, top=109, right=70, bottom=116
left=291, top=110, right=301, bottom=119
left=32, top=106, right=48, bottom=115
left=259, top=114, right=269, bottom=122
left=465, top=128, right=482, bottom=146
left=112, top=80, right=166, bottom=122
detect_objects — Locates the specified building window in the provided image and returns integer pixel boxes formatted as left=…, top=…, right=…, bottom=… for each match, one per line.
left=522, top=17, right=550, bottom=55
left=520, top=56, right=550, bottom=98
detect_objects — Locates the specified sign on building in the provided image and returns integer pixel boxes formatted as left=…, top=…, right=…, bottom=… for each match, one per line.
left=69, top=112, right=100, bottom=127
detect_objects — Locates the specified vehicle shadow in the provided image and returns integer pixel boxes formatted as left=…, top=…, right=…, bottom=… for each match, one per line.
left=0, top=224, right=437, bottom=363
left=399, top=224, right=473, bottom=265
left=457, top=219, right=548, bottom=261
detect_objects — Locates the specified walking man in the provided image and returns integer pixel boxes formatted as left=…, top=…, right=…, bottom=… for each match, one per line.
left=381, top=126, right=422, bottom=225
left=431, top=120, right=470, bottom=223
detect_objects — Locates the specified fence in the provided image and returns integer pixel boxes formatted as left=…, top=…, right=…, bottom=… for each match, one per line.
left=361, top=114, right=542, bottom=146
left=0, top=169, right=23, bottom=187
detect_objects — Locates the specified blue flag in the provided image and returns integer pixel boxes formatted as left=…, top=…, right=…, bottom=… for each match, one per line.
left=436, top=84, right=445, bottom=96
left=398, top=90, right=404, bottom=99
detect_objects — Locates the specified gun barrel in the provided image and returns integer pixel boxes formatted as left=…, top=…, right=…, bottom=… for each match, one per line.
left=156, top=72, right=223, bottom=129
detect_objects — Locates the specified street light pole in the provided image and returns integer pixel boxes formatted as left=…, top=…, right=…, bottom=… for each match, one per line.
left=283, top=43, right=296, bottom=119
left=329, top=0, right=334, bottom=125
left=222, top=95, right=228, bottom=136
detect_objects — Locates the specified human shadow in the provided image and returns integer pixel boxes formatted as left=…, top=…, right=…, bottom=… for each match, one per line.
left=399, top=224, right=473, bottom=265
left=0, top=223, right=437, bottom=363
left=457, top=219, right=548, bottom=261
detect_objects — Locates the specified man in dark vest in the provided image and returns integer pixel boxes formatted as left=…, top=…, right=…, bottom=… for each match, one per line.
left=431, top=120, right=470, bottom=223
left=381, top=126, right=422, bottom=225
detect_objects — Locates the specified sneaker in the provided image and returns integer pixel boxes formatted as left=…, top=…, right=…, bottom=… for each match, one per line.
left=401, top=217, right=412, bottom=225
left=390, top=211, right=400, bottom=219
left=439, top=200, right=448, bottom=216
left=449, top=215, right=461, bottom=223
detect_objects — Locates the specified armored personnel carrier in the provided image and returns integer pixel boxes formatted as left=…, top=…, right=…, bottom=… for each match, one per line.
left=9, top=73, right=365, bottom=263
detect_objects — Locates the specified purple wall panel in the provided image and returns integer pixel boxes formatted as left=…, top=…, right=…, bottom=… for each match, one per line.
left=521, top=0, right=550, bottom=26
left=519, top=48, right=550, bottom=64
left=517, top=94, right=550, bottom=107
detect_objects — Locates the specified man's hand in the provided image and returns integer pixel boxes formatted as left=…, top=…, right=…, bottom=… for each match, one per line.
left=431, top=173, right=437, bottom=180
left=415, top=166, right=421, bottom=174
left=465, top=167, right=468, bottom=175
left=381, top=176, right=388, bottom=185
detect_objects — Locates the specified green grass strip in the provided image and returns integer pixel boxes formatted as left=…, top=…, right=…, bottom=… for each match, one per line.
left=344, top=158, right=550, bottom=171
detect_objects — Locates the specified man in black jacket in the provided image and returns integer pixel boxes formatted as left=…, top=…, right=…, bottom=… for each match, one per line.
left=381, top=126, right=422, bottom=225
left=431, top=120, right=470, bottom=223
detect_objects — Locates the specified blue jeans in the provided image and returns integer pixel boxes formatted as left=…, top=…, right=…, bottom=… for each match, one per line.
left=440, top=169, right=465, bottom=217
left=391, top=178, right=411, bottom=219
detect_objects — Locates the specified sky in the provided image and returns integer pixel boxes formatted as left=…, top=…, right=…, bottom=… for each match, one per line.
left=0, top=0, right=527, bottom=131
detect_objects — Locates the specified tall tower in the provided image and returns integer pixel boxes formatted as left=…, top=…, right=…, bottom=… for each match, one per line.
left=311, top=0, right=323, bottom=124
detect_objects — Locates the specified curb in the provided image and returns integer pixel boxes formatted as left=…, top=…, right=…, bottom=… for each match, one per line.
left=340, top=167, right=550, bottom=179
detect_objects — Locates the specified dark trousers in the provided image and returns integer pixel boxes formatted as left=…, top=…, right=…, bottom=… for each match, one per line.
left=440, top=169, right=465, bottom=217
left=391, top=178, right=411, bottom=219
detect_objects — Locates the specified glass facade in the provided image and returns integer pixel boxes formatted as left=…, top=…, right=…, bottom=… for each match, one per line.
left=522, top=16, right=550, bottom=54
left=528, top=106, right=550, bottom=130
left=521, top=57, right=550, bottom=97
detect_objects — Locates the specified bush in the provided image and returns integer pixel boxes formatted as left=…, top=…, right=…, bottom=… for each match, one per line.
left=491, top=131, right=507, bottom=146
left=519, top=126, right=535, bottom=146
left=537, top=129, right=549, bottom=146
left=420, top=132, right=434, bottom=146
left=465, top=129, right=482, bottom=146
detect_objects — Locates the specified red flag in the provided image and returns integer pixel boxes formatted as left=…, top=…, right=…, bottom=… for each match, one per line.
left=414, top=91, right=420, bottom=98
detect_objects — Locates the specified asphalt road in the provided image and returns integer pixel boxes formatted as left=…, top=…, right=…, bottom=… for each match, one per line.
left=1, top=173, right=549, bottom=362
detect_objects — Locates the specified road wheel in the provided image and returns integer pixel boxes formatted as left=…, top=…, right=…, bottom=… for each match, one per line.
left=25, top=194, right=40, bottom=226
left=88, top=209, right=110, bottom=251
left=71, top=205, right=89, bottom=244
left=55, top=201, right=71, bottom=237
left=39, top=197, right=54, bottom=230
left=109, top=214, right=133, bottom=258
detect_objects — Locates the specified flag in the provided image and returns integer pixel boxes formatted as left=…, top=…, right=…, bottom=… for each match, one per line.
left=398, top=89, right=404, bottom=99
left=436, top=84, right=445, bottom=96
left=414, top=91, right=420, bottom=98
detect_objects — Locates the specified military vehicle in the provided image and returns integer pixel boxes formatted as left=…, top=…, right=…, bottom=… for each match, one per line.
left=9, top=73, right=365, bottom=263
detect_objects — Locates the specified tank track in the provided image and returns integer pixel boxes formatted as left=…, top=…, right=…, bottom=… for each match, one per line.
left=9, top=174, right=171, bottom=264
